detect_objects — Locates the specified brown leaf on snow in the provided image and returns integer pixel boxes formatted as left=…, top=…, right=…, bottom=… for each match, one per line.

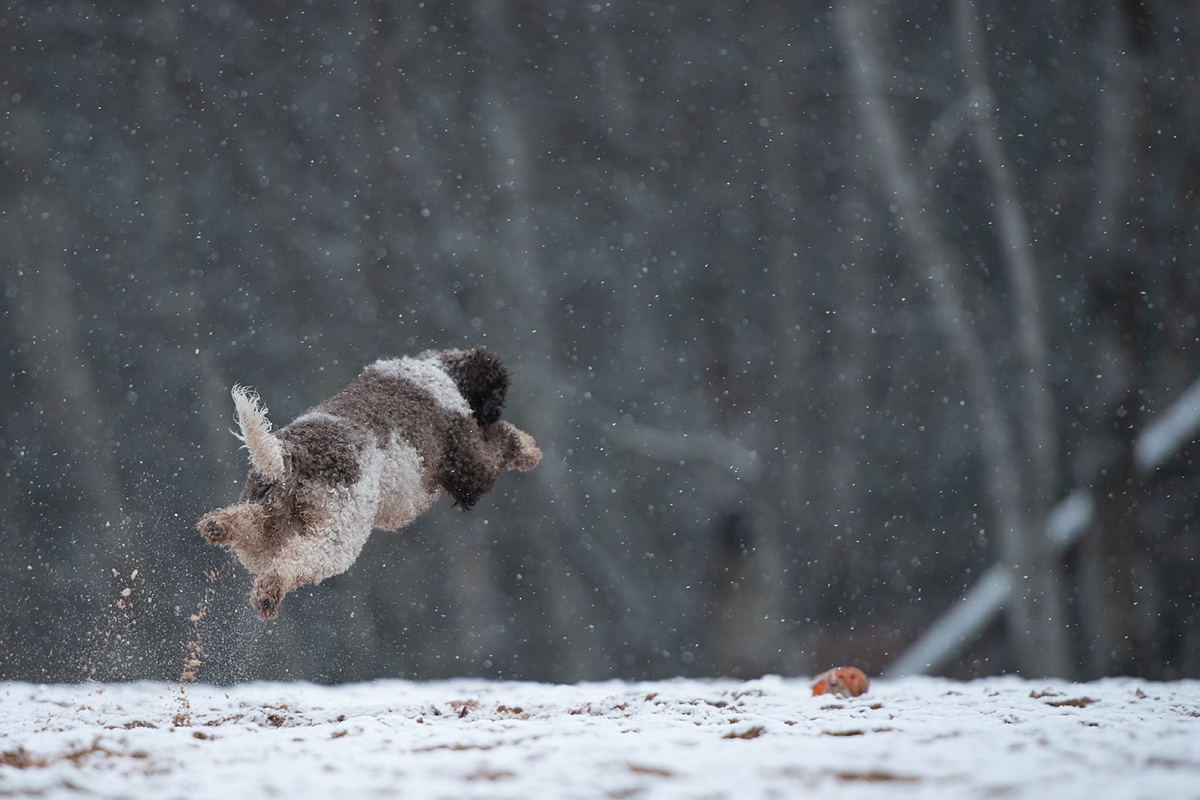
left=1043, top=697, right=1098, bottom=708
left=465, top=767, right=515, bottom=781
left=1, top=740, right=121, bottom=770
left=722, top=725, right=764, bottom=740
left=0, top=748, right=45, bottom=769
left=495, top=704, right=530, bottom=719
left=449, top=699, right=479, bottom=718
left=834, top=770, right=918, bottom=783
left=628, top=763, right=674, bottom=776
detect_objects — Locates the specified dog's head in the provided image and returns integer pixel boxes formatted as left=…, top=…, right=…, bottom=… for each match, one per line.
left=433, top=346, right=512, bottom=426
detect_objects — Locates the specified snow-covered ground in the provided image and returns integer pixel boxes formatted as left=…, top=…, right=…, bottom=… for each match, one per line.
left=2, top=675, right=1198, bottom=799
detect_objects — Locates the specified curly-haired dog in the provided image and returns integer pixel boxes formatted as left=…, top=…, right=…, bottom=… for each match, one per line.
left=198, top=347, right=542, bottom=619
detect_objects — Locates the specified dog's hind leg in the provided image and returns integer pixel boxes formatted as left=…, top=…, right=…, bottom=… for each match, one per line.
left=247, top=480, right=382, bottom=619
left=248, top=525, right=373, bottom=619
left=198, top=503, right=263, bottom=546
left=250, top=573, right=287, bottom=620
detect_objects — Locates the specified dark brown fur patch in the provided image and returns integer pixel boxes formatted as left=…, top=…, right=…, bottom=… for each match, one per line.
left=238, top=471, right=304, bottom=548
left=317, top=371, right=443, bottom=450
left=312, top=369, right=450, bottom=494
left=280, top=416, right=365, bottom=487
left=437, top=347, right=511, bottom=426
left=439, top=415, right=502, bottom=509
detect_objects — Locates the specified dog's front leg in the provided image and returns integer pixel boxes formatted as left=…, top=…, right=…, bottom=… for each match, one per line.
left=487, top=421, right=542, bottom=472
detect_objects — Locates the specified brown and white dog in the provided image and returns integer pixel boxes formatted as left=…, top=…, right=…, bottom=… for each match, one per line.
left=198, top=347, right=541, bottom=619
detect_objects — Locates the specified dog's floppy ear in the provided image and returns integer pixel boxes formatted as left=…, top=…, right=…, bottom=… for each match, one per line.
left=439, top=347, right=511, bottom=426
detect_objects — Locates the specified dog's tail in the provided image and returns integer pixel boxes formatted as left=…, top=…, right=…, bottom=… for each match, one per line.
left=231, top=384, right=287, bottom=481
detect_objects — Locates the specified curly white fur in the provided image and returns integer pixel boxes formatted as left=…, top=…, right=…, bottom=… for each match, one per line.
left=369, top=355, right=472, bottom=416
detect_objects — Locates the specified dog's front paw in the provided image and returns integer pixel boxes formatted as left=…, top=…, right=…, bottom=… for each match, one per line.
left=510, top=430, right=542, bottom=472
left=251, top=574, right=286, bottom=620
left=198, top=510, right=237, bottom=545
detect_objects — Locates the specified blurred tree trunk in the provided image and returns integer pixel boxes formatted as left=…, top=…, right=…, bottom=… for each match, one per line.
left=952, top=0, right=1059, bottom=508
left=472, top=0, right=594, bottom=681
left=837, top=0, right=1071, bottom=677
left=742, top=3, right=812, bottom=677
left=1074, top=5, right=1155, bottom=678
left=1, top=76, right=137, bottom=676
left=950, top=0, right=1069, bottom=676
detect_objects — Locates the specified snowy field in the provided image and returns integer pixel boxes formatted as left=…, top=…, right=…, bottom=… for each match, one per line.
left=2, top=675, right=1199, bottom=799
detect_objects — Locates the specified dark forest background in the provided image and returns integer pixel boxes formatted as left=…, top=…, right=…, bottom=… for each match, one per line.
left=2, top=0, right=1198, bottom=684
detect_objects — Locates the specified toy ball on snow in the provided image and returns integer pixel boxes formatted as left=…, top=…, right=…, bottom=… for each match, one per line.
left=811, top=666, right=870, bottom=698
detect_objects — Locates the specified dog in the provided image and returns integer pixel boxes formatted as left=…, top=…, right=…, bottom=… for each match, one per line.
left=198, top=346, right=542, bottom=619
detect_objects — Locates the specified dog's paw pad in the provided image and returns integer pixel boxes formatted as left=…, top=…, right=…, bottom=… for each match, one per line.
left=198, top=513, right=234, bottom=544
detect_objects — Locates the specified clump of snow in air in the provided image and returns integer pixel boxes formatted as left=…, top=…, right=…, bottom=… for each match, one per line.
left=2, top=676, right=1198, bottom=798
